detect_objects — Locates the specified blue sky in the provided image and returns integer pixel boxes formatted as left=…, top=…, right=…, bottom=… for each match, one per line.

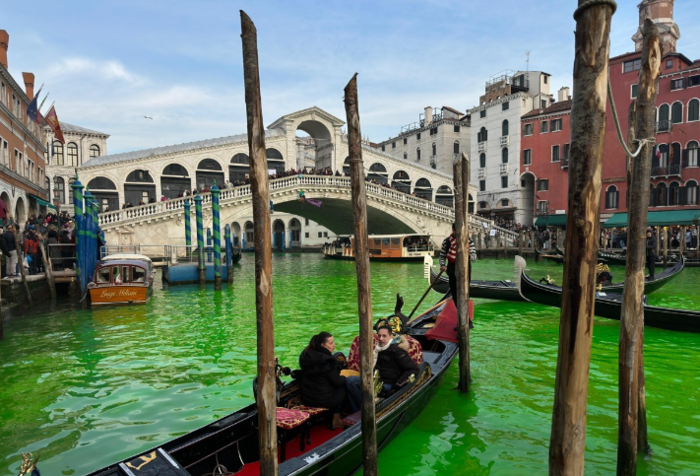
left=5, top=0, right=700, bottom=154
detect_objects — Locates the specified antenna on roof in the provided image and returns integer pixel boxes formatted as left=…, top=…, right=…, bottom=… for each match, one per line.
left=526, top=50, right=531, bottom=74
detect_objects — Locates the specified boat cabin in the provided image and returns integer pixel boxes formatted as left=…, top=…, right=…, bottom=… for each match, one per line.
left=88, top=254, right=155, bottom=306
left=323, top=234, right=434, bottom=261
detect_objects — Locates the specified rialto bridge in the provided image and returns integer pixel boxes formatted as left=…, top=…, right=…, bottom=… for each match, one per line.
left=76, top=106, right=515, bottom=247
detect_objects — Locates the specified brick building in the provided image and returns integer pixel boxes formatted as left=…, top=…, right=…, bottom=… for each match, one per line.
left=520, top=0, right=700, bottom=226
left=0, top=29, right=49, bottom=224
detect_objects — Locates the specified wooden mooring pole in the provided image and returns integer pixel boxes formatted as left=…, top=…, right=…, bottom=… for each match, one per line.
left=41, top=238, right=57, bottom=301
left=11, top=220, right=32, bottom=309
left=241, top=11, right=277, bottom=476
left=454, top=152, right=471, bottom=392
left=344, top=73, right=378, bottom=476
left=618, top=18, right=660, bottom=475
left=548, top=2, right=614, bottom=475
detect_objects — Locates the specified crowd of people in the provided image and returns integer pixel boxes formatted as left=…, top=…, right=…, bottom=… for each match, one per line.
left=0, top=212, right=77, bottom=276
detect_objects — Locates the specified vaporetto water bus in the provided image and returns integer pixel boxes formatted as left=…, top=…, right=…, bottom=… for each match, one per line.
left=322, top=234, right=434, bottom=262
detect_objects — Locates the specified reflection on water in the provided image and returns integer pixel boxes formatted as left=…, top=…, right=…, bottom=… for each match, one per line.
left=0, top=255, right=698, bottom=476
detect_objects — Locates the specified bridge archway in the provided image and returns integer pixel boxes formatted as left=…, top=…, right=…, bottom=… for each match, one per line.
left=296, top=120, right=333, bottom=170
left=231, top=221, right=242, bottom=246
left=161, top=163, right=191, bottom=199
left=342, top=157, right=351, bottom=176
left=14, top=196, right=26, bottom=224
left=197, top=159, right=225, bottom=190
left=125, top=169, right=156, bottom=205
left=435, top=185, right=453, bottom=207
left=392, top=170, right=411, bottom=193
left=244, top=221, right=254, bottom=250
left=414, top=178, right=433, bottom=201
left=368, top=163, right=388, bottom=184
left=88, top=176, right=119, bottom=211
left=266, top=148, right=285, bottom=174
left=230, top=153, right=250, bottom=183
left=273, top=219, right=286, bottom=250
left=289, top=218, right=301, bottom=249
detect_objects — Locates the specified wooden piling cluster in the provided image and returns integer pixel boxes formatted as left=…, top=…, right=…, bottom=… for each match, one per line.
left=453, top=153, right=471, bottom=392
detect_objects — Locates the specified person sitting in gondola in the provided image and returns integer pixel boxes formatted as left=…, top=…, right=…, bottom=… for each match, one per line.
left=345, top=318, right=419, bottom=413
left=299, top=332, right=346, bottom=429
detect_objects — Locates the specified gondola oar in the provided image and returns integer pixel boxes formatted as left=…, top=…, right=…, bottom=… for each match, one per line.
left=408, top=269, right=444, bottom=320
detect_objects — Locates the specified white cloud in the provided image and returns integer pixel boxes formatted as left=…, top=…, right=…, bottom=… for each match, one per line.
left=44, top=57, right=144, bottom=84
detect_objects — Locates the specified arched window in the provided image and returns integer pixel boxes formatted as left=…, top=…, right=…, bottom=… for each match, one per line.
left=605, top=185, right=619, bottom=209
left=125, top=170, right=155, bottom=183
left=66, top=143, right=79, bottom=167
left=502, top=119, right=509, bottom=136
left=89, top=144, right=101, bottom=158
left=654, top=144, right=668, bottom=173
left=435, top=185, right=453, bottom=207
left=414, top=178, right=433, bottom=201
left=478, top=127, right=488, bottom=143
left=671, top=102, right=683, bottom=124
left=53, top=141, right=64, bottom=166
left=432, top=142, right=437, bottom=157
left=230, top=153, right=249, bottom=164
left=54, top=176, right=65, bottom=204
left=671, top=143, right=681, bottom=171
left=391, top=170, right=411, bottom=193
left=502, top=148, right=509, bottom=164
left=266, top=148, right=285, bottom=174
left=656, top=182, right=668, bottom=206
left=479, top=153, right=486, bottom=168
left=649, top=183, right=655, bottom=207
left=669, top=182, right=680, bottom=206
left=688, top=99, right=699, bottom=122
left=685, top=141, right=699, bottom=168
left=686, top=180, right=698, bottom=205
left=453, top=141, right=460, bottom=155
left=368, top=163, right=388, bottom=184
left=658, top=104, right=670, bottom=132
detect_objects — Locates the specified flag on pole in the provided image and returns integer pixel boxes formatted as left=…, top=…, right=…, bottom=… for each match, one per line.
left=25, top=84, right=44, bottom=124
left=45, top=105, right=66, bottom=144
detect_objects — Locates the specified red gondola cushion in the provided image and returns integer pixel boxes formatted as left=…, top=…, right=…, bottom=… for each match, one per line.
left=347, top=335, right=423, bottom=372
left=276, top=408, right=310, bottom=430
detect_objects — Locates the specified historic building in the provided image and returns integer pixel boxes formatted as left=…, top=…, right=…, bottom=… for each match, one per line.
left=0, top=29, right=49, bottom=223
left=376, top=106, right=471, bottom=205
left=45, top=122, right=109, bottom=213
left=520, top=0, right=700, bottom=226
left=469, top=70, right=554, bottom=223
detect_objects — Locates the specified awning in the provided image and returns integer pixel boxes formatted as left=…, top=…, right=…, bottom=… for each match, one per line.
left=29, top=194, right=51, bottom=208
left=603, top=209, right=700, bottom=228
left=534, top=214, right=567, bottom=227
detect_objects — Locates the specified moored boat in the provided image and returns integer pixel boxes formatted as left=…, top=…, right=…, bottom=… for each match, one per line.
left=88, top=254, right=156, bottom=306
left=322, top=234, right=434, bottom=262
left=518, top=257, right=700, bottom=333
left=84, top=296, right=460, bottom=476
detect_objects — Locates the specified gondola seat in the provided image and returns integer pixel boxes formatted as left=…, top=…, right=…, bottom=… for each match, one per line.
left=276, top=407, right=310, bottom=462
left=346, top=335, right=423, bottom=372
left=290, top=405, right=332, bottom=440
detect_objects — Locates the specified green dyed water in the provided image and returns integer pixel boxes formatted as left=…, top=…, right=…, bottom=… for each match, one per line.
left=0, top=255, right=698, bottom=476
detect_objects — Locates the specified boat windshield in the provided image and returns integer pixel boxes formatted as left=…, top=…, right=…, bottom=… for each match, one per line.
left=97, top=267, right=111, bottom=284
left=133, top=267, right=146, bottom=283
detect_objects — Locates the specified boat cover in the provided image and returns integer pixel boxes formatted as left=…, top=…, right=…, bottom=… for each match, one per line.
left=425, top=299, right=473, bottom=343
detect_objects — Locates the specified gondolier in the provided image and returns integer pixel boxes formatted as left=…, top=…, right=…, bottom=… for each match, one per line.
left=646, top=229, right=657, bottom=279
left=439, top=223, right=477, bottom=303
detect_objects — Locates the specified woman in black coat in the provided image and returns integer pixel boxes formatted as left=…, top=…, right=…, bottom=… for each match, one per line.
left=299, top=332, right=346, bottom=429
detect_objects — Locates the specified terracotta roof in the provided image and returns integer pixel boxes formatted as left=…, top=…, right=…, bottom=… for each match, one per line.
left=45, top=122, right=109, bottom=136
left=442, top=106, right=463, bottom=116
left=522, top=99, right=572, bottom=119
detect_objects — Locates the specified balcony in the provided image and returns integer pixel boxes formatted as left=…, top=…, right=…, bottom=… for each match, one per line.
left=478, top=168, right=485, bottom=179
left=651, top=163, right=681, bottom=177
left=655, top=120, right=672, bottom=133
left=499, top=135, right=510, bottom=147
left=478, top=141, right=486, bottom=152
left=499, top=163, right=508, bottom=175
left=561, top=155, right=569, bottom=168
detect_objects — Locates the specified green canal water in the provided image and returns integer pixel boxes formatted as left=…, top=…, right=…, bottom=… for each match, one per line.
left=0, top=254, right=699, bottom=476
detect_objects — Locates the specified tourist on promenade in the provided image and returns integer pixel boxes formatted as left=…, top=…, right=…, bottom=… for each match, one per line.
left=346, top=321, right=419, bottom=413
left=646, top=229, right=657, bottom=279
left=299, top=332, right=346, bottom=429
left=439, top=223, right=477, bottom=305
left=1, top=225, right=18, bottom=276
left=23, top=230, right=40, bottom=275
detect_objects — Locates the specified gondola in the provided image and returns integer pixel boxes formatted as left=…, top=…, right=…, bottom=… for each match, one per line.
left=518, top=256, right=700, bottom=333
left=84, top=296, right=460, bottom=476
left=598, top=249, right=685, bottom=267
left=428, top=262, right=525, bottom=301
left=537, top=247, right=608, bottom=264
left=232, top=246, right=243, bottom=264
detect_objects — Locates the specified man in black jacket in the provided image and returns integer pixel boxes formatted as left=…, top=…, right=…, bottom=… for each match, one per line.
left=1, top=225, right=18, bottom=277
left=346, top=324, right=419, bottom=413
left=646, top=229, right=657, bottom=279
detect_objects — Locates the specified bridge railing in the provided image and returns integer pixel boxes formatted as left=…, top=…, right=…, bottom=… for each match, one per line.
left=97, top=175, right=516, bottom=243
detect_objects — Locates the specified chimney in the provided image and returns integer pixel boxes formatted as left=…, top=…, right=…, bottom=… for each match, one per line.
left=424, top=106, right=433, bottom=125
left=0, top=30, right=8, bottom=69
left=22, top=72, right=35, bottom=100
left=558, top=87, right=571, bottom=102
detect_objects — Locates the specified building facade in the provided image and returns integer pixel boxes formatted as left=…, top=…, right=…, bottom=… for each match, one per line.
left=469, top=70, right=554, bottom=223
left=0, top=29, right=49, bottom=224
left=45, top=122, right=109, bottom=212
left=520, top=0, right=700, bottom=225
left=376, top=106, right=471, bottom=198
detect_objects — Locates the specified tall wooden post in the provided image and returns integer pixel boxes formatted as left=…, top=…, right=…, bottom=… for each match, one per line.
left=344, top=73, right=378, bottom=476
left=241, top=11, right=277, bottom=476
left=41, top=237, right=56, bottom=300
left=519, top=228, right=524, bottom=255
left=12, top=221, right=32, bottom=308
left=618, top=19, right=660, bottom=476
left=680, top=225, right=686, bottom=255
left=454, top=152, right=471, bottom=392
left=549, top=2, right=614, bottom=475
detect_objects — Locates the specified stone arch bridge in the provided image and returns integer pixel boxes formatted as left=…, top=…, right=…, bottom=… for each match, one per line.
left=98, top=175, right=517, bottom=249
